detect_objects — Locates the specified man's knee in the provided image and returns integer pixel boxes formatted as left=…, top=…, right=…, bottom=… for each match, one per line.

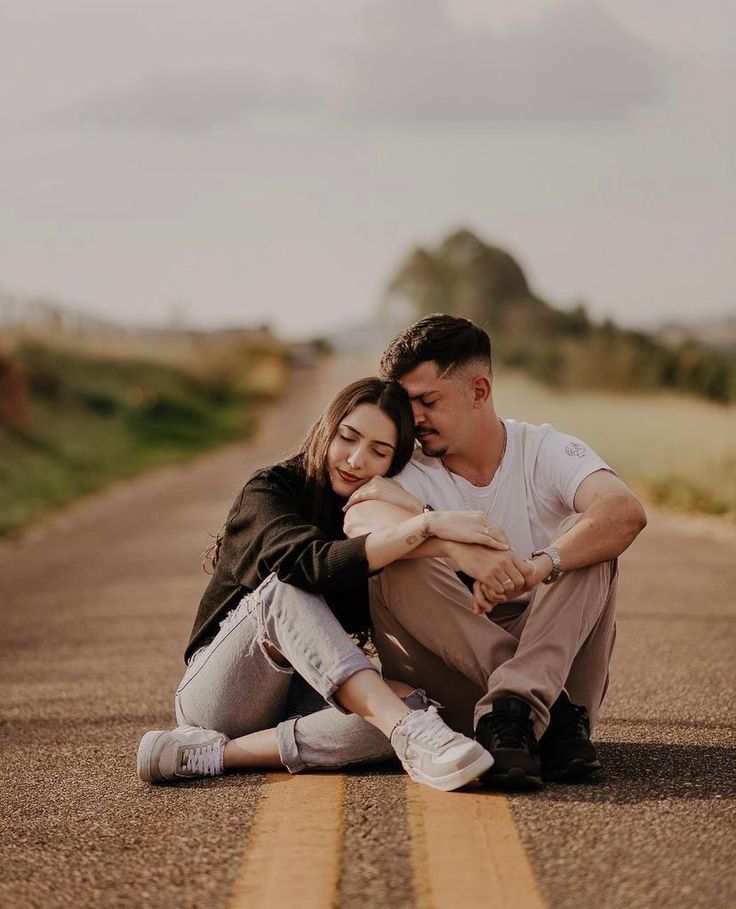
left=374, top=556, right=455, bottom=595
left=379, top=558, right=436, bottom=580
left=560, top=558, right=617, bottom=588
left=581, top=557, right=618, bottom=589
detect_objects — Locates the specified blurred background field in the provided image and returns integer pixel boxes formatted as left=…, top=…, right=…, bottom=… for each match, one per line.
left=493, top=369, right=736, bottom=518
left=0, top=315, right=291, bottom=536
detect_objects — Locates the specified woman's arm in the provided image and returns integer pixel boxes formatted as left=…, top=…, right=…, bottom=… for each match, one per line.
left=363, top=509, right=509, bottom=571
left=226, top=468, right=373, bottom=594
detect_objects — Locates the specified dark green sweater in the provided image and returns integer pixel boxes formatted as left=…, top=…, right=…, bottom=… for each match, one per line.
left=184, top=459, right=371, bottom=663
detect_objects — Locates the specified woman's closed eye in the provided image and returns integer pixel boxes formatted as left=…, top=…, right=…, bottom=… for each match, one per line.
left=371, top=448, right=391, bottom=459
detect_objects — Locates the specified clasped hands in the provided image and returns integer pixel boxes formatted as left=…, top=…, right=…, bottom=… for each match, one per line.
left=345, top=476, right=542, bottom=616
left=462, top=548, right=539, bottom=616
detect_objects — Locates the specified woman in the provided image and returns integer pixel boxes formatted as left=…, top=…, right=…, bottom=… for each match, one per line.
left=137, top=378, right=507, bottom=791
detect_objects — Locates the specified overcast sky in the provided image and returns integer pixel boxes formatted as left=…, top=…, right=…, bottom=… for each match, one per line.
left=1, top=0, right=734, bottom=337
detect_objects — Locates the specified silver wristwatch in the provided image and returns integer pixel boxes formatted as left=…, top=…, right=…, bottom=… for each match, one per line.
left=531, top=546, right=563, bottom=584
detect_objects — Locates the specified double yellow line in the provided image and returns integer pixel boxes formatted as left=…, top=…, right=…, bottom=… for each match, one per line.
left=228, top=774, right=546, bottom=908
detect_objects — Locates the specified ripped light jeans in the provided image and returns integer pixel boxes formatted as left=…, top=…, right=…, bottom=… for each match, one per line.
left=175, top=573, right=428, bottom=773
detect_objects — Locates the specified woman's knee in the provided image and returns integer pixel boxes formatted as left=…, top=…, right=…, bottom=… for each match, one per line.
left=259, top=575, right=327, bottom=619
left=261, top=639, right=292, bottom=669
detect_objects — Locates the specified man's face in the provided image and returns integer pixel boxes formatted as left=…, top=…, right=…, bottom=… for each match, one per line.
left=398, top=360, right=476, bottom=458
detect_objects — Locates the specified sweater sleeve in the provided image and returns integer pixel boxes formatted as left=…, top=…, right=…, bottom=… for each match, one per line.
left=225, top=469, right=370, bottom=594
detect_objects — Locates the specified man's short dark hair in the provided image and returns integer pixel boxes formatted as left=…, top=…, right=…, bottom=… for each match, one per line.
left=380, top=313, right=492, bottom=381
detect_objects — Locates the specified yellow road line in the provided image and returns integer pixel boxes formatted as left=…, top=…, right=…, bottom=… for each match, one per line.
left=227, top=773, right=345, bottom=909
left=406, top=782, right=547, bottom=909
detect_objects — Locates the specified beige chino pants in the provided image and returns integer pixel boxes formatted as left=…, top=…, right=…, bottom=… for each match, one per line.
left=369, top=552, right=618, bottom=740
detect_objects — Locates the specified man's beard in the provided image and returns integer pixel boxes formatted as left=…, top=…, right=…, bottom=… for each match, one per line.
left=418, top=436, right=448, bottom=459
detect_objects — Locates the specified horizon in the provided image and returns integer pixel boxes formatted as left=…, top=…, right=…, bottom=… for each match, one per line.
left=3, top=280, right=734, bottom=344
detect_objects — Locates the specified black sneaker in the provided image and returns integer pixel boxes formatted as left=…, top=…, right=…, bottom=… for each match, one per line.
left=475, top=696, right=543, bottom=790
left=540, top=692, right=601, bottom=782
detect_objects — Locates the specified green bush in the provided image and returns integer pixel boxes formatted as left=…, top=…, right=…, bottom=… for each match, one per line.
left=0, top=342, right=275, bottom=536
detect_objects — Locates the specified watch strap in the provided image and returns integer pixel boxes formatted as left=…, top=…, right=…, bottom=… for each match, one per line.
left=532, top=545, right=563, bottom=584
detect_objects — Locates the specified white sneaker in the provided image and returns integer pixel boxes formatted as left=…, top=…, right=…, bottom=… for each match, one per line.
left=390, top=706, right=494, bottom=792
left=137, top=725, right=229, bottom=784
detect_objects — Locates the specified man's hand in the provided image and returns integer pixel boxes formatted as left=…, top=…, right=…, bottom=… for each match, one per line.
left=344, top=476, right=422, bottom=514
left=471, top=553, right=553, bottom=614
left=446, top=542, right=535, bottom=613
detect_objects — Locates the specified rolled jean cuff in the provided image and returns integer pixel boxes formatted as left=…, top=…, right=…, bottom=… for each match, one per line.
left=318, top=653, right=378, bottom=714
left=275, top=687, right=437, bottom=774
left=277, top=716, right=305, bottom=773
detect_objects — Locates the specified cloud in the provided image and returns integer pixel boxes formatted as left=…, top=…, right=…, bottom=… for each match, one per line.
left=54, top=70, right=315, bottom=134
left=51, top=1, right=670, bottom=134
left=331, top=0, right=671, bottom=125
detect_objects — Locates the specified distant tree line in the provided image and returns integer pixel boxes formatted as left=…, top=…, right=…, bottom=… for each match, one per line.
left=383, top=230, right=735, bottom=403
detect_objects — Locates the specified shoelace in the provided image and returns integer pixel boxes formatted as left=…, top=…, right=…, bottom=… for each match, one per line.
left=404, top=707, right=455, bottom=749
left=181, top=742, right=222, bottom=776
left=485, top=712, right=533, bottom=750
left=549, top=701, right=590, bottom=740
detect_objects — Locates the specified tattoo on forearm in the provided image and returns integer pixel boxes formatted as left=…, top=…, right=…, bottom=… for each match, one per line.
left=406, top=516, right=432, bottom=548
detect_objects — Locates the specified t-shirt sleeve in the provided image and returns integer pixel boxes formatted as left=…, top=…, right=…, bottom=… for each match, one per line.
left=533, top=430, right=614, bottom=512
left=225, top=471, right=370, bottom=594
left=392, top=461, right=435, bottom=505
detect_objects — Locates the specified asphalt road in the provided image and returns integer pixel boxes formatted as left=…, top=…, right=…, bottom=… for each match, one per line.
left=1, top=355, right=734, bottom=909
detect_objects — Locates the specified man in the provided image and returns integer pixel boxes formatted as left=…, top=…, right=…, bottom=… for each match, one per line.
left=344, top=314, right=646, bottom=789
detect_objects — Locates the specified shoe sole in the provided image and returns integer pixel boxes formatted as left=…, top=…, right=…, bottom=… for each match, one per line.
left=481, top=765, right=544, bottom=791
left=137, top=730, right=168, bottom=784
left=407, top=749, right=495, bottom=792
left=542, top=758, right=602, bottom=783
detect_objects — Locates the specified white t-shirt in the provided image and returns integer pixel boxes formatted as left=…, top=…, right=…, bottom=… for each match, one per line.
left=393, top=419, right=612, bottom=565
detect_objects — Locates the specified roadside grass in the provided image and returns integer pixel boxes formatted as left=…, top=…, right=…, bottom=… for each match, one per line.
left=494, top=370, right=736, bottom=519
left=0, top=338, right=288, bottom=536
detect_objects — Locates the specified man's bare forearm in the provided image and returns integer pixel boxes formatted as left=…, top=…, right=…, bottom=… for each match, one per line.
left=551, top=492, right=647, bottom=571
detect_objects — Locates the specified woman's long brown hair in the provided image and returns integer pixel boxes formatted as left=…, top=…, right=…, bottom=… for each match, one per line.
left=203, top=377, right=415, bottom=572
left=292, top=376, right=415, bottom=529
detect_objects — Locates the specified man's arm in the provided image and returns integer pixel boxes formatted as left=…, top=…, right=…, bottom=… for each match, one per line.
left=470, top=470, right=646, bottom=614
left=542, top=469, right=647, bottom=576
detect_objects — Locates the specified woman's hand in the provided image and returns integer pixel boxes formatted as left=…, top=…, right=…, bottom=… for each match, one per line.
left=428, top=511, right=509, bottom=550
left=344, top=476, right=423, bottom=514
left=472, top=580, right=506, bottom=615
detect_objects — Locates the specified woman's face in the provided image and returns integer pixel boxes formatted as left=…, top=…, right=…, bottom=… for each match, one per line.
left=326, top=402, right=398, bottom=497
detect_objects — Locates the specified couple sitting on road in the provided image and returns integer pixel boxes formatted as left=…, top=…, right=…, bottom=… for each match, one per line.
left=137, top=314, right=646, bottom=792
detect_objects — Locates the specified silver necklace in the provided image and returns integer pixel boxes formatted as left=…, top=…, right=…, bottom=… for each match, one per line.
left=443, top=422, right=507, bottom=516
